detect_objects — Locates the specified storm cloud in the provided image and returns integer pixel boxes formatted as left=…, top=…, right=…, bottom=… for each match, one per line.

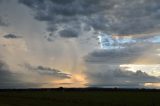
left=85, top=41, right=160, bottom=88
left=0, top=61, right=41, bottom=88
left=59, top=29, right=78, bottom=38
left=85, top=44, right=160, bottom=64
left=86, top=67, right=160, bottom=88
left=0, top=0, right=160, bottom=88
left=0, top=61, right=72, bottom=88
left=19, top=0, right=160, bottom=37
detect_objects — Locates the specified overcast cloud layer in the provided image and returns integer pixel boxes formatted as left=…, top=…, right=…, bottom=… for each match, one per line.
left=19, top=0, right=160, bottom=37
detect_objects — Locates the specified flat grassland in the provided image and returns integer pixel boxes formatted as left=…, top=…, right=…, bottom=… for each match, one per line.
left=0, top=89, right=160, bottom=106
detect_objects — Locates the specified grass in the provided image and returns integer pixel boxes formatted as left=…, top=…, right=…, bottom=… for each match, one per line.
left=0, top=90, right=160, bottom=106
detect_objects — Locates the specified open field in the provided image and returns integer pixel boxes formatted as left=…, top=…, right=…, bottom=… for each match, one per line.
left=0, top=89, right=160, bottom=106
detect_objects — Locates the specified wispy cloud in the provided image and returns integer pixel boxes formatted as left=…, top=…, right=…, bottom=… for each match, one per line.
left=25, top=64, right=71, bottom=79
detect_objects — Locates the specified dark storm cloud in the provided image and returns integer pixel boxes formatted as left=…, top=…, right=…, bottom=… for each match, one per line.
left=19, top=0, right=160, bottom=37
left=0, top=62, right=71, bottom=88
left=86, top=68, right=160, bottom=88
left=0, top=61, right=40, bottom=88
left=25, top=64, right=71, bottom=79
left=85, top=49, right=139, bottom=64
left=0, top=61, right=12, bottom=82
left=18, top=0, right=111, bottom=37
left=85, top=43, right=160, bottom=64
left=3, top=34, right=21, bottom=39
left=59, top=29, right=78, bottom=38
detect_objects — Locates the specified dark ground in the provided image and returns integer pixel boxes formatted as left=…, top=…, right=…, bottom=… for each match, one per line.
left=0, top=88, right=160, bottom=106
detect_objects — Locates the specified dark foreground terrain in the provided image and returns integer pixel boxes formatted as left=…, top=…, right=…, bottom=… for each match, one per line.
left=0, top=88, right=160, bottom=106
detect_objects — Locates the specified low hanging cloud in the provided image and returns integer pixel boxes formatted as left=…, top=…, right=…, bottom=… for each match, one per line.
left=86, top=67, right=160, bottom=88
left=19, top=0, right=160, bottom=38
left=0, top=61, right=15, bottom=87
left=84, top=40, right=160, bottom=87
left=25, top=64, right=71, bottom=79
left=85, top=44, right=160, bottom=64
left=0, top=61, right=42, bottom=88
left=3, top=34, right=21, bottom=39
left=0, top=61, right=72, bottom=88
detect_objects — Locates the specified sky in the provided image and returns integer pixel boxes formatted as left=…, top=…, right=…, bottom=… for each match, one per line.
left=0, top=0, right=160, bottom=88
